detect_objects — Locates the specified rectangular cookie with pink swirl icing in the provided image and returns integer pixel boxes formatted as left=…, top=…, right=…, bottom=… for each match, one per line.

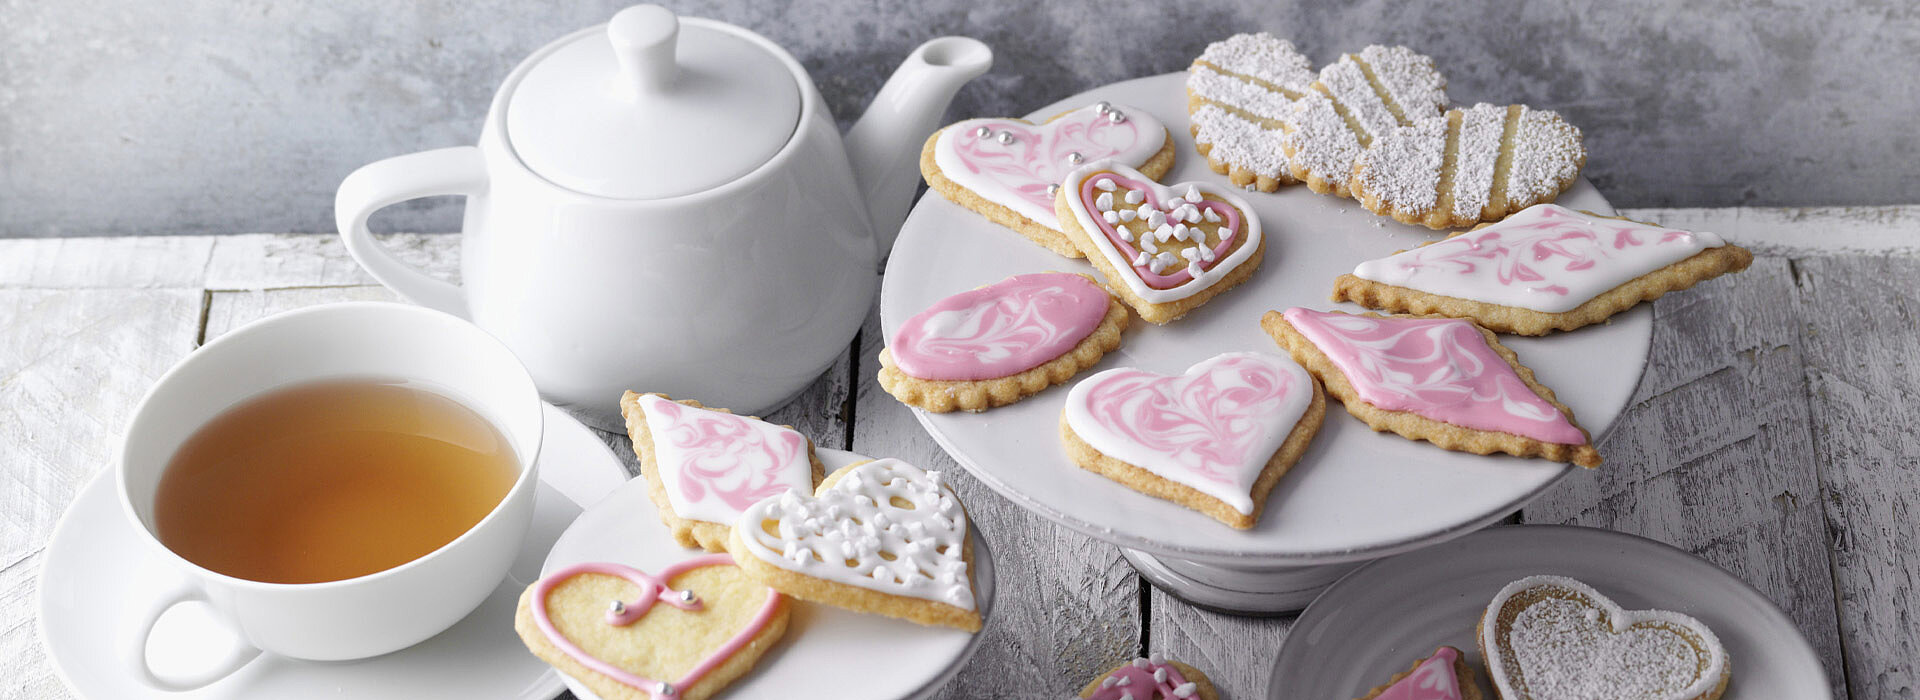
left=920, top=102, right=1177, bottom=258
left=620, top=392, right=826, bottom=553
left=1331, top=205, right=1753, bottom=335
left=1263, top=308, right=1601, bottom=467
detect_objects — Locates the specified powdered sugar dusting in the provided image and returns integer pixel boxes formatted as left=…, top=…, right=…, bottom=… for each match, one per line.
left=1448, top=104, right=1507, bottom=218
left=1283, top=93, right=1365, bottom=188
left=1192, top=104, right=1289, bottom=178
left=1357, top=45, right=1448, bottom=124
left=1353, top=114, right=1445, bottom=213
left=1482, top=576, right=1727, bottom=700
left=1504, top=106, right=1586, bottom=208
left=1195, top=33, right=1314, bottom=94
left=1188, top=65, right=1297, bottom=124
left=1288, top=45, right=1447, bottom=193
left=1318, top=57, right=1402, bottom=141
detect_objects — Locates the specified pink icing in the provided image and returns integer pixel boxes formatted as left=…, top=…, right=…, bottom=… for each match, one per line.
left=1076, top=355, right=1301, bottom=487
left=1087, top=658, right=1197, bottom=700
left=1375, top=648, right=1465, bottom=700
left=530, top=555, right=782, bottom=698
left=945, top=110, right=1158, bottom=216
left=889, top=272, right=1111, bottom=381
left=649, top=399, right=807, bottom=512
left=1281, top=308, right=1586, bottom=445
left=1081, top=173, right=1241, bottom=289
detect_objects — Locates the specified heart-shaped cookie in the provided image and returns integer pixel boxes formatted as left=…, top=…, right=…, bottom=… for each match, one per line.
left=1351, top=103, right=1586, bottom=230
left=1479, top=576, right=1730, bottom=700
left=1284, top=45, right=1449, bottom=197
left=923, top=102, right=1175, bottom=257
left=1061, top=352, right=1325, bottom=529
left=514, top=554, right=789, bottom=700
left=730, top=458, right=980, bottom=632
left=1057, top=161, right=1266, bottom=324
left=1186, top=33, right=1315, bottom=191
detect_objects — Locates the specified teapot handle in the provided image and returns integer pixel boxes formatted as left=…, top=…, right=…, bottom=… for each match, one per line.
left=335, top=146, right=487, bottom=318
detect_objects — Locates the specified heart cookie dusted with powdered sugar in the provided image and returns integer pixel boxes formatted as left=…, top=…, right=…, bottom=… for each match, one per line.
left=1351, top=103, right=1586, bottom=229
left=1185, top=33, right=1315, bottom=191
left=1479, top=576, right=1730, bottom=700
left=1056, top=161, right=1265, bottom=324
left=1284, top=45, right=1449, bottom=197
left=729, top=458, right=980, bottom=632
left=922, top=102, right=1176, bottom=258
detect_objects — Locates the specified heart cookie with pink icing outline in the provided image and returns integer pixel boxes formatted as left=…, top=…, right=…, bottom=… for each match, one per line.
left=513, top=554, right=789, bottom=700
left=1061, top=351, right=1325, bottom=529
left=1056, top=161, right=1267, bottom=324
left=922, top=102, right=1176, bottom=258
left=621, top=392, right=825, bottom=553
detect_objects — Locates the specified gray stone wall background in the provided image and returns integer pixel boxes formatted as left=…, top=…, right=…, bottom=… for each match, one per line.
left=2, top=0, right=1915, bottom=237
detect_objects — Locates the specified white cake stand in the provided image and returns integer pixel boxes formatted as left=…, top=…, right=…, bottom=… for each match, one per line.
left=880, top=73, right=1649, bottom=614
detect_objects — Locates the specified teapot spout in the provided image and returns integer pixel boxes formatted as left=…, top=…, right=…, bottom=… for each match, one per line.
left=844, top=36, right=992, bottom=254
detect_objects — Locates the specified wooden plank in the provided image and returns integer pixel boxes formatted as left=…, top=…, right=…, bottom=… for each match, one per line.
left=0, top=237, right=214, bottom=289
left=1790, top=256, right=1920, bottom=699
left=203, top=233, right=460, bottom=291
left=848, top=311, right=1145, bottom=698
left=1522, top=257, right=1848, bottom=695
left=1148, top=594, right=1291, bottom=698
left=1620, top=206, right=1920, bottom=257
left=201, top=285, right=402, bottom=341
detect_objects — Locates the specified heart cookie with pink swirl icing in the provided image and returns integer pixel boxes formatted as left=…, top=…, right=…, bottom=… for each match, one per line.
left=922, top=102, right=1176, bottom=258
left=513, top=554, right=789, bottom=700
left=878, top=271, right=1128, bottom=413
left=1352, top=647, right=1482, bottom=700
left=621, top=392, right=825, bottom=553
left=1061, top=352, right=1325, bottom=529
left=1057, top=161, right=1266, bottom=324
left=1262, top=308, right=1601, bottom=467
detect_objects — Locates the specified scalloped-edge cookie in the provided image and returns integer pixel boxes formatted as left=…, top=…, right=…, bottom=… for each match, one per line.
left=1478, top=575, right=1730, bottom=700
left=1078, top=654, right=1218, bottom=700
left=1352, top=646, right=1483, bottom=700
left=1351, top=104, right=1586, bottom=229
left=1185, top=33, right=1314, bottom=191
left=1262, top=308, right=1601, bottom=467
left=729, top=458, right=981, bottom=632
left=1332, top=205, right=1754, bottom=335
left=620, top=392, right=826, bottom=553
left=921, top=102, right=1176, bottom=258
left=879, top=271, right=1128, bottom=413
left=1284, top=45, right=1449, bottom=197
left=1060, top=352, right=1325, bottom=529
left=1056, top=161, right=1266, bottom=324
left=512, top=554, right=789, bottom=700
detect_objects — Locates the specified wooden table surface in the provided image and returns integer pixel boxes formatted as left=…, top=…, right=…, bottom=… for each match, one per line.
left=3, top=205, right=1915, bottom=699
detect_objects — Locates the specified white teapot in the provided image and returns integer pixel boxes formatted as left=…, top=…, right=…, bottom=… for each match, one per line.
left=336, top=5, right=990, bottom=430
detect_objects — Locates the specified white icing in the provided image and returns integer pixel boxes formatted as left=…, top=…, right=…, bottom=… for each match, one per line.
left=933, top=103, right=1167, bottom=231
left=1352, top=204, right=1727, bottom=313
left=1061, top=160, right=1263, bottom=304
left=735, top=458, right=974, bottom=610
left=638, top=394, right=814, bottom=526
left=1480, top=575, right=1728, bottom=700
left=1064, top=352, right=1313, bottom=515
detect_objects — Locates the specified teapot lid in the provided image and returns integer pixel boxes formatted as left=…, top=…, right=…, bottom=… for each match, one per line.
left=505, top=5, right=801, bottom=199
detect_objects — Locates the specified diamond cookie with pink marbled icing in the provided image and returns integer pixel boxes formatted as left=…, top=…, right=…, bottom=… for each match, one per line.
left=879, top=271, right=1129, bottom=413
left=621, top=392, right=826, bottom=553
left=1350, top=104, right=1587, bottom=230
left=1352, top=647, right=1483, bottom=700
left=921, top=102, right=1177, bottom=258
left=1333, top=205, right=1754, bottom=335
left=1262, top=308, right=1601, bottom=467
left=1060, top=352, right=1326, bottom=529
left=1479, top=576, right=1730, bottom=700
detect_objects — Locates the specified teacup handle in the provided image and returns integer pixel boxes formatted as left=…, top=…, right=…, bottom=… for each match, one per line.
left=335, top=146, right=488, bottom=318
left=129, top=580, right=262, bottom=692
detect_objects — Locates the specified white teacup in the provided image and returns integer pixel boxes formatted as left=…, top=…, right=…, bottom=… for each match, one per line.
left=116, top=302, right=544, bottom=690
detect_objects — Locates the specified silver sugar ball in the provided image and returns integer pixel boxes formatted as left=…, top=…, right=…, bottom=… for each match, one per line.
left=1067, top=152, right=1085, bottom=165
left=1108, top=111, right=1127, bottom=124
left=995, top=130, right=1015, bottom=145
left=608, top=600, right=625, bottom=615
left=1046, top=183, right=1061, bottom=197
left=679, top=590, right=697, bottom=604
left=1094, top=101, right=1112, bottom=114
left=973, top=125, right=991, bottom=138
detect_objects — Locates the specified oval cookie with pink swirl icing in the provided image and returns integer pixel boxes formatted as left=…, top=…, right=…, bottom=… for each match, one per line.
left=619, top=392, right=825, bottom=552
left=1333, top=204, right=1754, bottom=335
left=1060, top=351, right=1326, bottom=529
left=1262, top=308, right=1601, bottom=467
left=921, top=102, right=1176, bottom=258
left=879, top=272, right=1128, bottom=413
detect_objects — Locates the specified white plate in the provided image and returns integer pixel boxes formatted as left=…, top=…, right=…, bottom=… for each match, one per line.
left=543, top=448, right=993, bottom=700
left=881, top=72, right=1650, bottom=564
left=1271, top=524, right=1832, bottom=699
left=37, top=404, right=628, bottom=699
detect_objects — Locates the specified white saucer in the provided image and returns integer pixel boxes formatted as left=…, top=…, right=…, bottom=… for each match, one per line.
left=37, top=404, right=629, bottom=699
left=542, top=448, right=994, bottom=700
left=1271, top=525, right=1831, bottom=700
left=881, top=72, right=1649, bottom=565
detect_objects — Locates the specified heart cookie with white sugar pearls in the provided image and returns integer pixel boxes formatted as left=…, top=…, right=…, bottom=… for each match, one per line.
left=1061, top=352, right=1325, bottom=529
left=1079, top=654, right=1218, bottom=700
left=1056, top=161, right=1265, bottom=324
left=1185, top=33, right=1315, bottom=191
left=729, top=458, right=980, bottom=632
left=1284, top=45, right=1449, bottom=197
left=922, top=102, right=1176, bottom=258
left=513, top=554, right=789, bottom=700
left=1479, top=575, right=1730, bottom=700
left=1351, top=103, right=1586, bottom=230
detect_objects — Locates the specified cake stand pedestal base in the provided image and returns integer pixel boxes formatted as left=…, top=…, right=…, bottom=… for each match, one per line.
left=1122, top=549, right=1364, bottom=616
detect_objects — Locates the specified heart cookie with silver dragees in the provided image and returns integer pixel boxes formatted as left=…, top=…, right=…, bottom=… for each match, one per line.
left=1480, top=575, right=1730, bottom=700
left=733, top=458, right=978, bottom=629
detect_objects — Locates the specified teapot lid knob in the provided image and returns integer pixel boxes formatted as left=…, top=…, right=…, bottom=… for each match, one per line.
left=608, top=4, right=679, bottom=97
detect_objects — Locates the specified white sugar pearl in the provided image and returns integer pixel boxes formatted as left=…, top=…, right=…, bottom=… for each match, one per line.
left=1094, top=177, right=1116, bottom=191
left=1118, top=209, right=1137, bottom=222
left=1132, top=251, right=1149, bottom=266
left=1124, top=190, right=1144, bottom=205
left=1204, top=208, right=1221, bottom=222
left=1095, top=192, right=1113, bottom=210
left=1184, top=185, right=1202, bottom=203
left=1102, top=211, right=1119, bottom=224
